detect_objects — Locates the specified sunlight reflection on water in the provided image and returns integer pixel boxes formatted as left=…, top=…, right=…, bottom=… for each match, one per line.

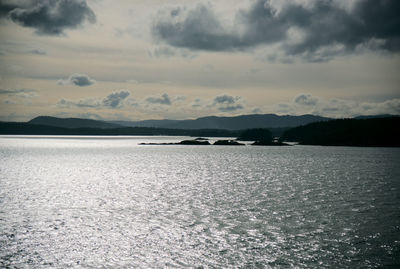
left=0, top=136, right=399, bottom=268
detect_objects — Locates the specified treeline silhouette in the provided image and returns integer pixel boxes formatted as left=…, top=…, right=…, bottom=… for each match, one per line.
left=237, top=128, right=273, bottom=142
left=281, top=117, right=400, bottom=147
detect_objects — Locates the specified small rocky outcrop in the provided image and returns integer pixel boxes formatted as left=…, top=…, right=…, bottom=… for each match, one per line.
left=178, top=140, right=210, bottom=145
left=139, top=142, right=176, bottom=145
left=194, top=137, right=208, bottom=141
left=213, top=140, right=245, bottom=146
left=140, top=139, right=210, bottom=145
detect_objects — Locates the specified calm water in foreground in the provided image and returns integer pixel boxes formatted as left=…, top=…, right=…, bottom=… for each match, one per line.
left=0, top=136, right=399, bottom=268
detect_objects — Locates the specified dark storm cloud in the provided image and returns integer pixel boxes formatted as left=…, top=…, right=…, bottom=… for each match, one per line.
left=1, top=0, right=95, bottom=35
left=146, top=93, right=172, bottom=105
left=58, top=74, right=95, bottom=86
left=102, top=91, right=130, bottom=108
left=152, top=0, right=400, bottom=60
left=152, top=3, right=238, bottom=51
left=0, top=1, right=21, bottom=18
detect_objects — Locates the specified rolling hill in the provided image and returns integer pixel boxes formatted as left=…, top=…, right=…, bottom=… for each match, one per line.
left=29, top=116, right=122, bottom=129
left=111, top=114, right=331, bottom=130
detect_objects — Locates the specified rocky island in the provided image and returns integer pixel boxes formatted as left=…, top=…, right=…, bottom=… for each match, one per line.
left=238, top=128, right=291, bottom=146
left=139, top=139, right=210, bottom=145
left=213, top=140, right=245, bottom=146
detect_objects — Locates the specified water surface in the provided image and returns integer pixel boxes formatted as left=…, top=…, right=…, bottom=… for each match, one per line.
left=1, top=136, right=399, bottom=268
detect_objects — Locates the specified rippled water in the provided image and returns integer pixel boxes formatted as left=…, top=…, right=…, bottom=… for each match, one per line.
left=1, top=136, right=399, bottom=268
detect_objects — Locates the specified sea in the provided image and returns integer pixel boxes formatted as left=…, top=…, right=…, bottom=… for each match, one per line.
left=0, top=135, right=399, bottom=268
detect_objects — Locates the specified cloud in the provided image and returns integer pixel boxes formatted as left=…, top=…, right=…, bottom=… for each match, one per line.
left=152, top=0, right=400, bottom=61
left=145, top=93, right=172, bottom=105
left=252, top=108, right=263, bottom=114
left=212, top=94, right=244, bottom=112
left=213, top=94, right=236, bottom=105
left=1, top=0, right=96, bottom=35
left=0, top=1, right=21, bottom=18
left=57, top=98, right=99, bottom=108
left=191, top=98, right=204, bottom=108
left=152, top=3, right=237, bottom=51
left=218, top=104, right=244, bottom=112
left=189, top=94, right=246, bottom=113
left=294, top=94, right=318, bottom=106
left=314, top=98, right=400, bottom=117
left=57, top=90, right=130, bottom=109
left=1, top=88, right=38, bottom=105
left=102, top=91, right=130, bottom=108
left=0, top=88, right=33, bottom=94
left=271, top=93, right=400, bottom=117
left=149, top=46, right=176, bottom=58
left=0, top=88, right=37, bottom=98
left=58, top=74, right=95, bottom=87
left=148, top=46, right=196, bottom=59
left=27, top=49, right=46, bottom=55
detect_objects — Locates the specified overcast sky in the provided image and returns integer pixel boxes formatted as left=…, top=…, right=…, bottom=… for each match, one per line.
left=0, top=0, right=399, bottom=121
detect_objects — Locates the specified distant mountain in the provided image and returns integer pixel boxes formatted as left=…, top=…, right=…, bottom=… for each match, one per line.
left=111, top=114, right=331, bottom=130
left=0, top=122, right=238, bottom=137
left=111, top=119, right=181, bottom=128
left=29, top=116, right=122, bottom=129
left=20, top=114, right=397, bottom=135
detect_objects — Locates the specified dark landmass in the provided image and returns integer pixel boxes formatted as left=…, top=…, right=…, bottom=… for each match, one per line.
left=112, top=119, right=180, bottom=128
left=139, top=143, right=177, bottom=145
left=238, top=128, right=273, bottom=141
left=214, top=140, right=245, bottom=146
left=179, top=140, right=210, bottom=145
left=236, top=128, right=290, bottom=146
left=140, top=139, right=211, bottom=145
left=141, top=139, right=244, bottom=146
left=354, top=114, right=396, bottom=120
left=268, top=127, right=290, bottom=137
left=29, top=116, right=122, bottom=129
left=0, top=122, right=239, bottom=137
left=24, top=114, right=323, bottom=137
left=281, top=117, right=400, bottom=147
left=140, top=138, right=287, bottom=146
left=2, top=115, right=399, bottom=147
left=110, top=114, right=331, bottom=130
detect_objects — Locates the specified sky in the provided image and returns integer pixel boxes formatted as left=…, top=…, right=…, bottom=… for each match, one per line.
left=0, top=0, right=399, bottom=121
